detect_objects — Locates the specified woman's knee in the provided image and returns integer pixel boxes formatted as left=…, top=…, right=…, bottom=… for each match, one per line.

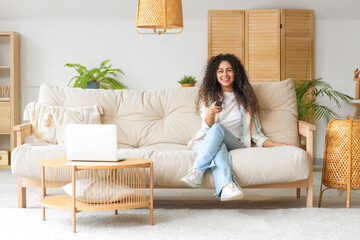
left=211, top=123, right=224, bottom=133
left=206, top=123, right=225, bottom=140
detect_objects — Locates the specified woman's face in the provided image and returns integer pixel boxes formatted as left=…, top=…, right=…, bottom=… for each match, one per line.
left=216, top=60, right=234, bottom=92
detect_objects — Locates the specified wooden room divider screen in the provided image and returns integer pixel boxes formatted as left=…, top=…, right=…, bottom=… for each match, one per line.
left=208, top=9, right=314, bottom=83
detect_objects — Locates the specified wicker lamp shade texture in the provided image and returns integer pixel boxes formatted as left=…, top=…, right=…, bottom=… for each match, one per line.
left=136, top=0, right=183, bottom=34
left=319, top=117, right=360, bottom=208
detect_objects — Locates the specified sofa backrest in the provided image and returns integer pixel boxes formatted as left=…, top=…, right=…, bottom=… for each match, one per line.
left=38, top=85, right=201, bottom=147
left=37, top=78, right=299, bottom=147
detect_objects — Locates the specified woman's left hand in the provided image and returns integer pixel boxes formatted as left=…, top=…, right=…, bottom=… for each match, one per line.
left=263, top=140, right=295, bottom=147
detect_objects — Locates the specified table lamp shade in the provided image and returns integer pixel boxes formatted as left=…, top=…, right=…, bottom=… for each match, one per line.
left=136, top=0, right=183, bottom=34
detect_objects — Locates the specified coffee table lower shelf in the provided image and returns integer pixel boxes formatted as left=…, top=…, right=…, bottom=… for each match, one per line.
left=40, top=195, right=151, bottom=211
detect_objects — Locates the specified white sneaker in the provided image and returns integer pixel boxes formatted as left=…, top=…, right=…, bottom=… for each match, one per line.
left=220, top=183, right=244, bottom=201
left=180, top=168, right=202, bottom=188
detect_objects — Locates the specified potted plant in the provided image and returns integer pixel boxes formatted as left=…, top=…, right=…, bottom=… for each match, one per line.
left=295, top=78, right=353, bottom=123
left=295, top=78, right=353, bottom=149
left=65, top=60, right=125, bottom=89
left=178, top=75, right=197, bottom=87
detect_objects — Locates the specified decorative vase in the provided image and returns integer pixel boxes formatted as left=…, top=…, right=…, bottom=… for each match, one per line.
left=181, top=83, right=195, bottom=87
left=86, top=82, right=100, bottom=89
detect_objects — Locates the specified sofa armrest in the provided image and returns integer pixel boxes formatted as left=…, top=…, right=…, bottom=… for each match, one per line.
left=298, top=121, right=316, bottom=136
left=13, top=123, right=33, bottom=147
left=298, top=120, right=316, bottom=162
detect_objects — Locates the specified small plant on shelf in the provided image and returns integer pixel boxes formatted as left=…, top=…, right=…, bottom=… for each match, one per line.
left=65, top=60, right=125, bottom=89
left=178, top=75, right=197, bottom=87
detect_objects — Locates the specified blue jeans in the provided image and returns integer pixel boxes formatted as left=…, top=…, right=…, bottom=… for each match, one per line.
left=192, top=123, right=246, bottom=197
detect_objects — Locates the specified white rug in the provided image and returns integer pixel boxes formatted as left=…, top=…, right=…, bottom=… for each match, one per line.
left=1, top=208, right=359, bottom=240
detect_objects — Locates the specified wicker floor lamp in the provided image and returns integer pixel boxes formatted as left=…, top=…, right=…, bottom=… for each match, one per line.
left=319, top=116, right=360, bottom=208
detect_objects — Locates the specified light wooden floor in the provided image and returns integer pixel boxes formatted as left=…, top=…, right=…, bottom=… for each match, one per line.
left=1, top=168, right=359, bottom=209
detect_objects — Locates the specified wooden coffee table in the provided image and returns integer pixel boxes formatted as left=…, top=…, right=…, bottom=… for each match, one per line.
left=39, top=158, right=153, bottom=232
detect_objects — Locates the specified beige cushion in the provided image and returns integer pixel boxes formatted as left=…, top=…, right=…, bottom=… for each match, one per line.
left=23, top=102, right=57, bottom=144
left=11, top=142, right=66, bottom=179
left=139, top=143, right=188, bottom=152
left=252, top=79, right=300, bottom=146
left=62, top=179, right=134, bottom=204
left=12, top=144, right=309, bottom=187
left=117, top=148, right=153, bottom=160
left=145, top=145, right=309, bottom=188
left=38, top=84, right=201, bottom=147
left=11, top=143, right=153, bottom=180
left=50, top=105, right=104, bottom=143
left=229, top=146, right=309, bottom=186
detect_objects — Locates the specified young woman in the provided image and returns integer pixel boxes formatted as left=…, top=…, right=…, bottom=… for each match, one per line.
left=181, top=54, right=293, bottom=201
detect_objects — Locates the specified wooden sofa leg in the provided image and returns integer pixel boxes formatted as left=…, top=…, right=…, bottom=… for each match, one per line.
left=306, top=187, right=313, bottom=208
left=296, top=188, right=301, bottom=198
left=307, top=165, right=314, bottom=207
left=18, top=176, right=26, bottom=208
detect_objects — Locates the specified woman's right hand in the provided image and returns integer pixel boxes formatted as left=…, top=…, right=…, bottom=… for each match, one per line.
left=204, top=101, right=223, bottom=127
left=209, top=101, right=223, bottom=114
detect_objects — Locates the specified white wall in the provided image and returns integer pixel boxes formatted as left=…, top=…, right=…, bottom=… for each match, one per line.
left=1, top=0, right=360, bottom=158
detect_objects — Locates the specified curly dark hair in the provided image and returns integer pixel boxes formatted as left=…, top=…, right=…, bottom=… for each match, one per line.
left=196, top=54, right=260, bottom=115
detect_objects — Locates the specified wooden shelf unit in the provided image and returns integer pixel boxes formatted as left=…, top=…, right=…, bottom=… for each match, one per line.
left=0, top=31, right=21, bottom=166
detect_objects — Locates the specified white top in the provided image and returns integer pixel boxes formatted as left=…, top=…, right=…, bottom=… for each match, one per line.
left=218, top=92, right=242, bottom=139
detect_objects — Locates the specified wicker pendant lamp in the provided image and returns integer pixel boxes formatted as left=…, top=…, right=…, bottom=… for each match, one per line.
left=136, top=0, right=183, bottom=34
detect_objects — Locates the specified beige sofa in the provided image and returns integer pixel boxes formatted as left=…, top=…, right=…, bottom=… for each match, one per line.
left=12, top=79, right=316, bottom=208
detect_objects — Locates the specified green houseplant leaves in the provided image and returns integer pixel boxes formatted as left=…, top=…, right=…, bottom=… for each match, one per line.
left=65, top=60, right=125, bottom=90
left=178, top=75, right=197, bottom=84
left=295, top=78, right=353, bottom=123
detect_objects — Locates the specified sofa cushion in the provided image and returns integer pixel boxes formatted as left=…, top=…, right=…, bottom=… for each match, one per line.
left=117, top=148, right=153, bottom=160
left=11, top=144, right=154, bottom=180
left=50, top=105, right=104, bottom=143
left=150, top=146, right=309, bottom=187
left=23, top=102, right=57, bottom=144
left=12, top=144, right=309, bottom=187
left=229, top=146, right=309, bottom=186
left=11, top=142, right=66, bottom=179
left=62, top=179, right=134, bottom=204
left=252, top=79, right=300, bottom=146
left=139, top=143, right=189, bottom=152
left=38, top=84, right=201, bottom=148
left=150, top=150, right=197, bottom=186
left=11, top=146, right=155, bottom=182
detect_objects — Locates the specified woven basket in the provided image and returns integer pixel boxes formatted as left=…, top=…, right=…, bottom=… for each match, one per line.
left=319, top=116, right=360, bottom=207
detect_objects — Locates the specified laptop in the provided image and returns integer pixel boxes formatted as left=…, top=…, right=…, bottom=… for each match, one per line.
left=66, top=124, right=122, bottom=161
